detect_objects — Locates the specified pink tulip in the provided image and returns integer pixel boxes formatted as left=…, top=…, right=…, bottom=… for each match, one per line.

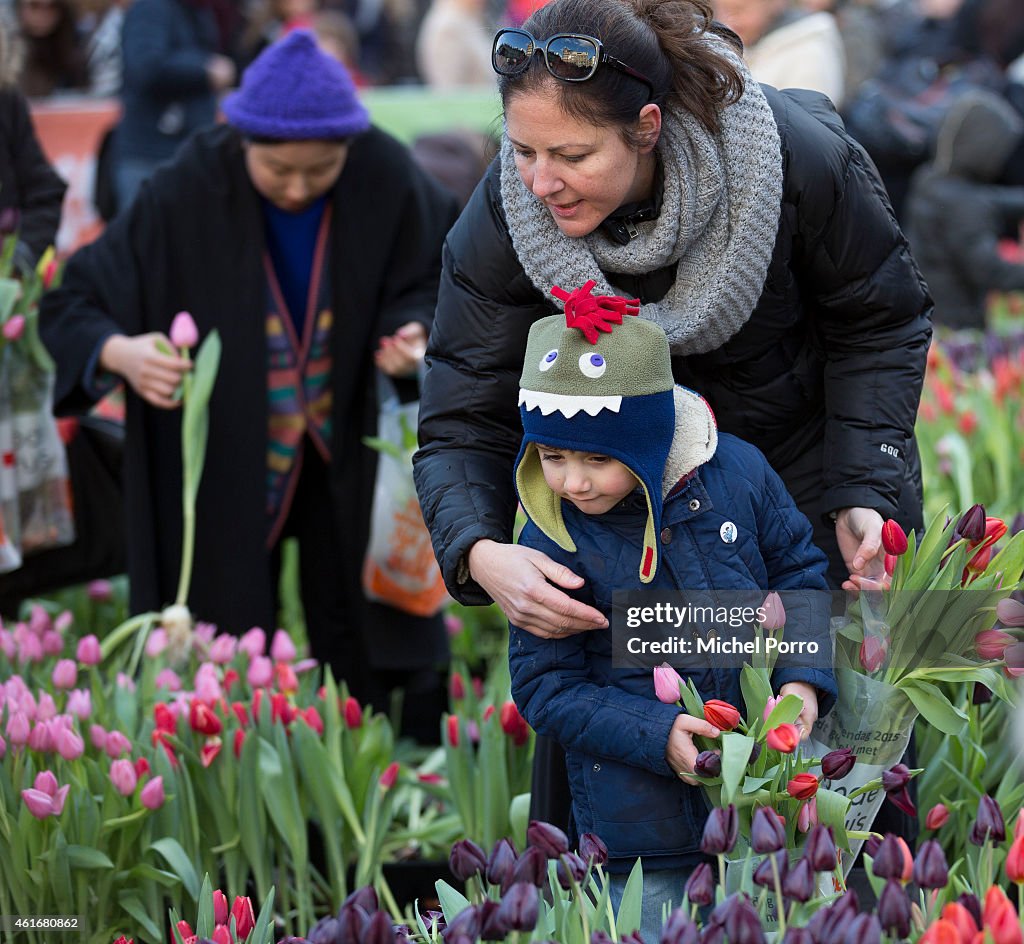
left=54, top=611, right=73, bottom=633
left=444, top=614, right=464, bottom=637
left=208, top=634, right=237, bottom=664
left=76, top=635, right=102, bottom=665
left=976, top=630, right=1015, bottom=661
left=293, top=657, right=317, bottom=674
left=0, top=734, right=5, bottom=759
left=169, top=311, right=199, bottom=349
left=140, top=775, right=165, bottom=810
left=762, top=695, right=780, bottom=722
left=36, top=692, right=57, bottom=721
left=0, top=628, right=14, bottom=659
left=3, top=314, right=25, bottom=340
left=212, top=889, right=229, bottom=926
left=52, top=659, right=77, bottom=690
left=247, top=656, right=273, bottom=688
left=18, top=633, right=43, bottom=662
left=89, top=724, right=107, bottom=750
left=116, top=672, right=136, bottom=693
left=22, top=787, right=63, bottom=819
left=270, top=629, right=297, bottom=663
left=194, top=622, right=216, bottom=646
left=859, top=635, right=888, bottom=673
left=155, top=669, right=182, bottom=691
left=55, top=727, right=84, bottom=760
left=42, top=631, right=64, bottom=655
left=17, top=689, right=37, bottom=718
left=797, top=797, right=818, bottom=833
left=193, top=664, right=222, bottom=701
left=28, top=605, right=50, bottom=635
left=28, top=721, right=54, bottom=752
left=110, top=759, right=137, bottom=796
left=35, top=771, right=59, bottom=795
left=104, top=729, right=132, bottom=758
left=87, top=579, right=113, bottom=602
left=997, top=598, right=1024, bottom=628
left=1004, top=642, right=1024, bottom=678
left=67, top=689, right=92, bottom=719
left=238, top=627, right=266, bottom=659
left=653, top=663, right=684, bottom=704
left=760, top=592, right=786, bottom=630
left=145, top=628, right=168, bottom=657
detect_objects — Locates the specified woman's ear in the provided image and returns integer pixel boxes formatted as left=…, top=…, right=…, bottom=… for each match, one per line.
left=636, top=103, right=662, bottom=152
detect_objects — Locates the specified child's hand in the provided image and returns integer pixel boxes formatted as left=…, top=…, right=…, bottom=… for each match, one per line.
left=666, top=714, right=721, bottom=785
left=779, top=682, right=819, bottom=740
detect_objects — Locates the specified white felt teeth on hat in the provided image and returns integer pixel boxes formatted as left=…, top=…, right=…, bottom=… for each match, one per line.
left=519, top=389, right=623, bottom=418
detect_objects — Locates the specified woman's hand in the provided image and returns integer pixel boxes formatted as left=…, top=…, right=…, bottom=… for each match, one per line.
left=778, top=681, right=819, bottom=740
left=834, top=506, right=886, bottom=594
left=666, top=713, right=721, bottom=785
left=375, top=321, right=427, bottom=377
left=468, top=539, right=608, bottom=638
left=100, top=333, right=191, bottom=410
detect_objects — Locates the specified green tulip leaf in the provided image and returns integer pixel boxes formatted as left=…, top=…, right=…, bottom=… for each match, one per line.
left=434, top=881, right=470, bottom=923
left=118, top=893, right=164, bottom=943
left=64, top=845, right=114, bottom=870
left=762, top=694, right=803, bottom=730
left=615, top=857, right=644, bottom=938
left=149, top=837, right=200, bottom=900
left=251, top=885, right=276, bottom=944
left=196, top=874, right=214, bottom=938
left=899, top=680, right=968, bottom=735
left=721, top=733, right=755, bottom=806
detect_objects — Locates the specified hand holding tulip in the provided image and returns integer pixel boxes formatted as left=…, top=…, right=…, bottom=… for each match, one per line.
left=778, top=681, right=819, bottom=740
left=834, top=507, right=887, bottom=594
left=100, top=333, right=192, bottom=409
left=666, top=713, right=721, bottom=785
left=374, top=321, right=427, bottom=377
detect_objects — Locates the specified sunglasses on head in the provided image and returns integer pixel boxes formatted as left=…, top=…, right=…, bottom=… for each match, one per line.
left=492, top=28, right=654, bottom=98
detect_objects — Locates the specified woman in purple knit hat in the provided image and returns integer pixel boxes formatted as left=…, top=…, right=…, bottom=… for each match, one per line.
left=39, top=32, right=459, bottom=738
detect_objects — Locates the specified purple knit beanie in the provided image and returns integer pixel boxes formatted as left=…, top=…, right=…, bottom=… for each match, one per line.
left=222, top=31, right=370, bottom=140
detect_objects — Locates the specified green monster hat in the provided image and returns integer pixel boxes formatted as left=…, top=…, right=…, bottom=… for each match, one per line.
left=515, top=281, right=678, bottom=583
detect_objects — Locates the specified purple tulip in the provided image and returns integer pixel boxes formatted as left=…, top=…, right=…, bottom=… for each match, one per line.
left=660, top=908, right=699, bottom=944
left=997, top=597, right=1024, bottom=628
left=913, top=839, right=949, bottom=888
left=973, top=683, right=993, bottom=705
left=507, top=845, right=547, bottom=888
left=876, top=880, right=910, bottom=938
left=694, top=751, right=722, bottom=778
left=485, top=838, right=517, bottom=887
left=803, top=825, right=838, bottom=873
left=495, top=882, right=538, bottom=931
left=781, top=929, right=814, bottom=944
left=591, top=932, right=615, bottom=944
left=0, top=207, right=21, bottom=235
left=955, top=504, right=986, bottom=543
left=307, top=917, right=340, bottom=944
left=871, top=836, right=907, bottom=882
left=527, top=820, right=570, bottom=858
left=957, top=893, right=982, bottom=927
left=863, top=835, right=882, bottom=858
left=684, top=862, right=715, bottom=906
left=781, top=859, right=815, bottom=903
left=751, top=807, right=786, bottom=854
left=723, top=896, right=766, bottom=944
left=478, top=900, right=509, bottom=941
left=881, top=764, right=916, bottom=817
left=556, top=852, right=587, bottom=889
left=842, top=913, right=881, bottom=944
left=970, top=794, right=1006, bottom=845
left=361, top=911, right=393, bottom=944
left=701, top=805, right=738, bottom=855
left=448, top=839, right=488, bottom=882
left=621, top=933, right=645, bottom=944
left=748, top=741, right=763, bottom=764
left=579, top=832, right=608, bottom=866
left=753, top=850, right=787, bottom=889
left=700, top=927, right=724, bottom=944
left=821, top=749, right=856, bottom=780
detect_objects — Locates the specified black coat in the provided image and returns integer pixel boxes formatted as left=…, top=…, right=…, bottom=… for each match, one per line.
left=0, top=87, right=66, bottom=271
left=40, top=124, right=459, bottom=670
left=414, top=87, right=933, bottom=601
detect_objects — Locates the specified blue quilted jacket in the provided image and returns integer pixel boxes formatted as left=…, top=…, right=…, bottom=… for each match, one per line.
left=509, top=433, right=837, bottom=872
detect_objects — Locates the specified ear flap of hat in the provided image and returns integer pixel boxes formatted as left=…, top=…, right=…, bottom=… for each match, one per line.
left=515, top=443, right=577, bottom=552
left=638, top=480, right=658, bottom=584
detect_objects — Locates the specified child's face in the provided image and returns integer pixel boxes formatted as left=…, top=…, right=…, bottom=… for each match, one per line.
left=536, top=445, right=638, bottom=515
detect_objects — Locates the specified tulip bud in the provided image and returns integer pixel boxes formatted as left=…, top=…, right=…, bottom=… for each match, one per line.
left=379, top=762, right=399, bottom=790
left=970, top=794, right=1006, bottom=845
left=761, top=592, right=786, bottom=630
left=499, top=701, right=530, bottom=746
left=821, top=748, right=856, bottom=781
left=762, top=696, right=779, bottom=722
left=2, top=314, right=25, bottom=342
left=212, top=926, right=231, bottom=944
left=51, top=659, right=77, bottom=690
left=307, top=916, right=340, bottom=944
left=859, top=635, right=888, bottom=674
left=449, top=839, right=488, bottom=882
left=506, top=845, right=546, bottom=888
left=753, top=850, right=787, bottom=889
left=912, top=839, right=948, bottom=889
left=748, top=741, right=763, bottom=764
left=881, top=520, right=909, bottom=556
left=485, top=838, right=517, bottom=887
left=803, top=824, right=838, bottom=873
left=495, top=882, right=538, bottom=932
left=527, top=820, right=569, bottom=859
left=876, top=880, right=910, bottom=938
left=766, top=724, right=800, bottom=754
left=722, top=895, right=765, bottom=944
left=445, top=714, right=460, bottom=747
left=141, top=775, right=165, bottom=810
left=781, top=858, right=815, bottom=903
left=684, top=862, right=715, bottom=906
left=55, top=727, right=84, bottom=761
left=170, top=311, right=199, bottom=349
left=700, top=805, right=738, bottom=855
left=881, top=764, right=916, bottom=817
left=703, top=699, right=740, bottom=731
left=104, top=729, right=132, bottom=758
left=871, top=836, right=910, bottom=883
left=449, top=672, right=466, bottom=701
left=341, top=885, right=378, bottom=915
left=798, top=799, right=814, bottom=834
left=653, top=663, right=684, bottom=704
left=231, top=896, right=255, bottom=940
left=955, top=504, right=986, bottom=543
left=751, top=807, right=786, bottom=854
left=110, top=759, right=138, bottom=796
left=189, top=700, right=223, bottom=737
left=925, top=803, right=949, bottom=830
left=983, top=887, right=1018, bottom=944
left=786, top=773, right=819, bottom=800
left=75, top=634, right=102, bottom=666
left=843, top=913, right=882, bottom=944
left=212, top=890, right=229, bottom=926
left=660, top=907, right=700, bottom=944
left=975, top=629, right=1014, bottom=661
left=0, top=207, right=21, bottom=234
left=781, top=930, right=813, bottom=944
left=883, top=554, right=897, bottom=577
left=341, top=696, right=362, bottom=729
left=694, top=750, right=722, bottom=778
left=555, top=851, right=587, bottom=889
left=579, top=832, right=608, bottom=866
left=997, top=598, right=1024, bottom=628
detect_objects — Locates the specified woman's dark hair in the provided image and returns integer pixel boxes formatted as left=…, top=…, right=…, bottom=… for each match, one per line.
left=497, top=0, right=744, bottom=137
left=15, top=0, right=88, bottom=97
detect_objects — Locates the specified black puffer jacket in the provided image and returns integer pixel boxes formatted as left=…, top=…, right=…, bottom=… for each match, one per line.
left=414, top=87, right=933, bottom=601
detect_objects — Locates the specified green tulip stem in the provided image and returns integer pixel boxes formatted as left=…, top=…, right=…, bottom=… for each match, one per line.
left=717, top=853, right=726, bottom=903
left=378, top=870, right=401, bottom=920
left=175, top=369, right=196, bottom=607
left=1018, top=881, right=1023, bottom=919
left=99, top=611, right=157, bottom=661
left=563, top=859, right=590, bottom=944
left=770, top=852, right=786, bottom=935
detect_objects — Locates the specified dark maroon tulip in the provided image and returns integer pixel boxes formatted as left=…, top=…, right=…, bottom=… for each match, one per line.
left=421, top=912, right=446, bottom=934
left=486, top=838, right=517, bottom=887
left=0, top=207, right=19, bottom=236
left=970, top=794, right=1006, bottom=845
left=579, top=832, right=609, bottom=866
left=393, top=926, right=412, bottom=944
left=694, top=751, right=722, bottom=778
left=972, top=683, right=993, bottom=705
left=591, top=932, right=615, bottom=944
left=958, top=893, right=982, bottom=927
left=449, top=838, right=488, bottom=881
left=342, top=887, right=379, bottom=914
left=685, top=861, right=716, bottom=906
left=753, top=850, right=787, bottom=889
left=818, top=891, right=861, bottom=944
left=444, top=934, right=475, bottom=944
left=1011, top=513, right=1024, bottom=537
left=701, top=804, right=739, bottom=855
left=527, top=820, right=570, bottom=858
left=307, top=917, right=341, bottom=944
left=844, top=914, right=881, bottom=944
left=556, top=852, right=587, bottom=889
left=871, top=836, right=906, bottom=881
left=344, top=907, right=370, bottom=944
left=751, top=807, right=786, bottom=854
left=442, top=905, right=481, bottom=942
left=507, top=845, right=547, bottom=889
left=821, top=749, right=856, bottom=781
left=621, top=932, right=646, bottom=944
left=723, top=896, right=766, bottom=944
left=660, top=907, right=700, bottom=944
left=955, top=504, right=987, bottom=543
left=362, top=911, right=393, bottom=944
left=700, top=927, right=724, bottom=944
left=782, top=930, right=814, bottom=944
left=803, top=825, right=839, bottom=873
left=782, top=859, right=815, bottom=902
left=863, top=835, right=882, bottom=858
left=881, top=765, right=917, bottom=818
left=479, top=900, right=510, bottom=941
left=877, top=880, right=911, bottom=938
left=496, top=882, right=539, bottom=931
left=913, top=839, right=949, bottom=888
left=805, top=904, right=830, bottom=944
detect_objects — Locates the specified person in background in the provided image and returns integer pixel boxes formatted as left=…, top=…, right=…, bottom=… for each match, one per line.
left=0, top=22, right=67, bottom=268
left=237, top=0, right=319, bottom=69
left=415, top=0, right=493, bottom=88
left=40, top=32, right=459, bottom=740
left=15, top=0, right=88, bottom=97
left=906, top=89, right=1024, bottom=329
left=713, top=0, right=846, bottom=107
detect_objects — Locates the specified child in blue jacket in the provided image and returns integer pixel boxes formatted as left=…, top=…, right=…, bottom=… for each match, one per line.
left=508, top=282, right=837, bottom=937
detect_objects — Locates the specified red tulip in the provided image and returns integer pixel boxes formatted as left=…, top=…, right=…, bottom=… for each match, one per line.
left=212, top=889, right=229, bottom=926
left=154, top=703, right=177, bottom=733
left=212, top=926, right=231, bottom=944
left=200, top=737, right=222, bottom=767
left=787, top=773, right=819, bottom=800
left=379, top=761, right=399, bottom=790
left=918, top=919, right=963, bottom=944
left=274, top=662, right=298, bottom=693
left=881, top=520, right=909, bottom=555
left=233, top=729, right=245, bottom=759
left=231, top=896, right=255, bottom=940
left=300, top=705, right=324, bottom=735
left=766, top=723, right=800, bottom=753
left=1006, top=836, right=1024, bottom=884
left=926, top=803, right=950, bottom=830
left=450, top=672, right=466, bottom=700
left=984, top=886, right=1023, bottom=944
left=884, top=554, right=897, bottom=576
left=499, top=701, right=530, bottom=746
left=343, top=696, right=363, bottom=729
left=446, top=714, right=460, bottom=747
left=703, top=699, right=740, bottom=732
left=939, top=903, right=979, bottom=941
left=189, top=700, right=222, bottom=736
left=860, top=635, right=888, bottom=673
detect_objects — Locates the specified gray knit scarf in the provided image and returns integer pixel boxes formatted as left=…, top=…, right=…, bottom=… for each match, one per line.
left=499, top=42, right=783, bottom=356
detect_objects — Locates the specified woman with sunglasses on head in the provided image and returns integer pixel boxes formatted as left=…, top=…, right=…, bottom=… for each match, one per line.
left=414, top=0, right=931, bottom=835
